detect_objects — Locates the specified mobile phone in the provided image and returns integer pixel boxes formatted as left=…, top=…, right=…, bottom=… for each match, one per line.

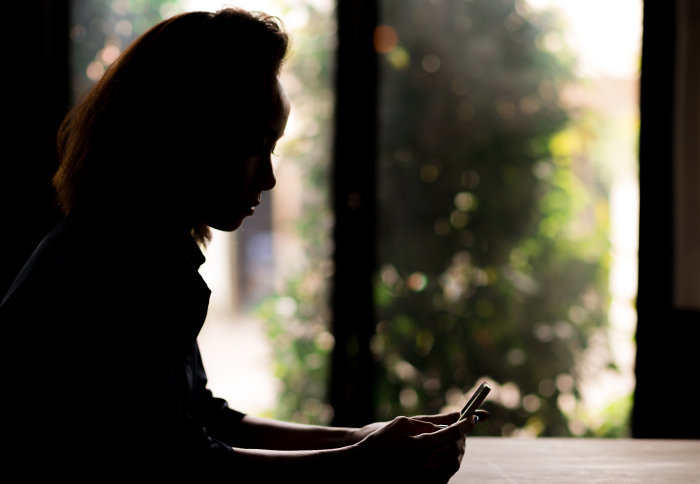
left=458, top=382, right=491, bottom=421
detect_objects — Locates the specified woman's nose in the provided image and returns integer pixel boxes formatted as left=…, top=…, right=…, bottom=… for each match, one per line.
left=258, top=155, right=277, bottom=191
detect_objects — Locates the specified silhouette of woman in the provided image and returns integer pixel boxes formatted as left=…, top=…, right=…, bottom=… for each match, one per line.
left=0, top=7, right=486, bottom=482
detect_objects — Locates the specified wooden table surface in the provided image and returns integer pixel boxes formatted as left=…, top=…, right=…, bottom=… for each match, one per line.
left=453, top=437, right=700, bottom=483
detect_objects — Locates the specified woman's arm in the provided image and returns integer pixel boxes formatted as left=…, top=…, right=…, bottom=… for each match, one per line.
left=234, top=410, right=471, bottom=450
left=228, top=412, right=486, bottom=483
left=235, top=414, right=361, bottom=450
left=229, top=444, right=360, bottom=483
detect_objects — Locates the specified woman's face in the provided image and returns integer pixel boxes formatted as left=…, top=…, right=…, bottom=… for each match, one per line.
left=199, top=79, right=290, bottom=232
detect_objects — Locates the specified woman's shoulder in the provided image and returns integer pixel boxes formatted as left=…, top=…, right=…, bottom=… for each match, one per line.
left=2, top=219, right=71, bottom=296
left=2, top=217, right=134, bottom=304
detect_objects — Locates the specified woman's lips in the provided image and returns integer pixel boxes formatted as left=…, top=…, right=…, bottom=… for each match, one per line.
left=244, top=200, right=259, bottom=215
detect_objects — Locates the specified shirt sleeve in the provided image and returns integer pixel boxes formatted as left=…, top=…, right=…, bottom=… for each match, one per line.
left=190, top=343, right=248, bottom=447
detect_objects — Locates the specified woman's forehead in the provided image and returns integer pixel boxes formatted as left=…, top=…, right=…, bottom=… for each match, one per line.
left=270, top=79, right=290, bottom=136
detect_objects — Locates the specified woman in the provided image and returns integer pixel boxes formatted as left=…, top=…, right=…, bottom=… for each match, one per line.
left=0, top=8, right=486, bottom=482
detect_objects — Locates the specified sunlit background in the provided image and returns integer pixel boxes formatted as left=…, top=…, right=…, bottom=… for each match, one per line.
left=532, top=0, right=640, bottom=432
left=70, top=0, right=641, bottom=436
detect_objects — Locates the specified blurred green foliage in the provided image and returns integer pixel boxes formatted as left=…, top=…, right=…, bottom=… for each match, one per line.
left=256, top=1, right=337, bottom=425
left=374, top=0, right=616, bottom=437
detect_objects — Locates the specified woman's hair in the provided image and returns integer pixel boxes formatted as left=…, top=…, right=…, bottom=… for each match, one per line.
left=53, top=8, right=289, bottom=243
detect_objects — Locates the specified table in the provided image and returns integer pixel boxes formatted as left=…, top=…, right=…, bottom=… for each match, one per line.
left=453, top=437, right=700, bottom=483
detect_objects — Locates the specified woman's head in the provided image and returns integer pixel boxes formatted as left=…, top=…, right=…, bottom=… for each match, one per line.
left=53, top=8, right=290, bottom=243
left=198, top=76, right=290, bottom=233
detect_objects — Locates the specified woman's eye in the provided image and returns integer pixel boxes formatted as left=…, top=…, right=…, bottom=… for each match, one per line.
left=258, top=136, right=279, bottom=157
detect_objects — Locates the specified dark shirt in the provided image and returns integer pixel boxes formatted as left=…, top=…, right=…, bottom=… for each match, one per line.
left=0, top=217, right=245, bottom=479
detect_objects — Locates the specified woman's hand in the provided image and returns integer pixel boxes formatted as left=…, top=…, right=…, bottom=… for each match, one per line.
left=350, top=410, right=468, bottom=442
left=352, top=410, right=488, bottom=484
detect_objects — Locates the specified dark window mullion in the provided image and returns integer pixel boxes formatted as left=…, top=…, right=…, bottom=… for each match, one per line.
left=329, top=0, right=379, bottom=427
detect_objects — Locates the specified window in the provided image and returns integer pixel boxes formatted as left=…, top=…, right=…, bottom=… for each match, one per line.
left=374, top=0, right=640, bottom=436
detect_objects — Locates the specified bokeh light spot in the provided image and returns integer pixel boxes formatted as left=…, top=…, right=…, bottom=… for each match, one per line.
left=421, top=53, right=441, bottom=73
left=407, top=272, right=428, bottom=292
left=374, top=24, right=399, bottom=53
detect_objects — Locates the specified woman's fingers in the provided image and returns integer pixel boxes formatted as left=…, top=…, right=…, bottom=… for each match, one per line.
left=474, top=409, right=490, bottom=422
left=411, top=411, right=461, bottom=427
left=412, top=408, right=491, bottom=430
left=392, top=416, right=446, bottom=437
left=415, top=421, right=465, bottom=450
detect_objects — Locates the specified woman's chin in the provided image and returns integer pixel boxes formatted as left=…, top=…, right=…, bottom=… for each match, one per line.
left=206, top=216, right=246, bottom=233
